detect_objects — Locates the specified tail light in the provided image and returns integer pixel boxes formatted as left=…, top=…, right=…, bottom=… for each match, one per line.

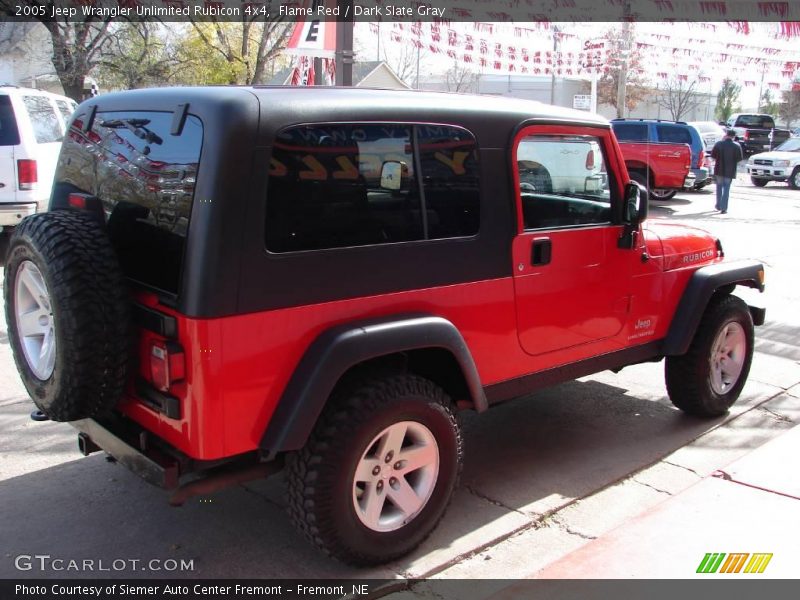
left=585, top=149, right=595, bottom=170
left=17, top=159, right=37, bottom=191
left=743, top=130, right=750, bottom=141
left=149, top=341, right=186, bottom=392
left=698, top=149, right=705, bottom=169
left=68, top=193, right=87, bottom=209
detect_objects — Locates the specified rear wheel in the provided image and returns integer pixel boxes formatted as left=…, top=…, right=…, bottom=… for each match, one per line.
left=665, top=295, right=754, bottom=417
left=789, top=168, right=800, bottom=190
left=286, top=374, right=462, bottom=565
left=4, top=211, right=130, bottom=422
left=751, top=177, right=769, bottom=187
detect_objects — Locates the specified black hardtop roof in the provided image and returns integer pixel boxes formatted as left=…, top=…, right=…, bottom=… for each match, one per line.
left=82, top=85, right=609, bottom=147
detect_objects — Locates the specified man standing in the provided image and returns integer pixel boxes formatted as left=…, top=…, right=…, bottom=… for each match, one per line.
left=711, top=129, right=744, bottom=214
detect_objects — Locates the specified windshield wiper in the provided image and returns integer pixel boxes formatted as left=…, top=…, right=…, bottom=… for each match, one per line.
left=99, top=118, right=163, bottom=145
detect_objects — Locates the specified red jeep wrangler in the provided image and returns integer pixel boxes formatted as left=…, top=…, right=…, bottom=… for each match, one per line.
left=4, top=87, right=765, bottom=566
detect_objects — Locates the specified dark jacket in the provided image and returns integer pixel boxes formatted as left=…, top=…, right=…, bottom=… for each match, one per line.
left=711, top=138, right=744, bottom=179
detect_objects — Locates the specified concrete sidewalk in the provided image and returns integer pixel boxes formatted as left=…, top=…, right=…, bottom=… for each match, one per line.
left=500, top=422, right=800, bottom=583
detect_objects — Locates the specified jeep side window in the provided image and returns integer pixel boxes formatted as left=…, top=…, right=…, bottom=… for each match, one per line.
left=21, top=95, right=63, bottom=144
left=656, top=125, right=691, bottom=145
left=416, top=125, right=480, bottom=239
left=516, top=134, right=612, bottom=230
left=266, top=123, right=481, bottom=253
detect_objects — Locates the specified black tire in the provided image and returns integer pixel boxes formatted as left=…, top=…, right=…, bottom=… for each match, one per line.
left=789, top=168, right=800, bottom=190
left=4, top=211, right=130, bottom=422
left=629, top=171, right=650, bottom=197
left=286, top=374, right=463, bottom=566
left=751, top=177, right=769, bottom=188
left=665, top=295, right=754, bottom=417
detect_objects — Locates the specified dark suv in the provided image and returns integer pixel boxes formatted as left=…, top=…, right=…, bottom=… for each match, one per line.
left=612, top=118, right=711, bottom=190
left=4, top=87, right=765, bottom=565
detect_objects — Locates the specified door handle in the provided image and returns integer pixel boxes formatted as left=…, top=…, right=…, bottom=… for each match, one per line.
left=531, top=238, right=552, bottom=266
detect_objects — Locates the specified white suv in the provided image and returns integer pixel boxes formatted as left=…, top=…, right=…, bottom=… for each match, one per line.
left=0, top=86, right=77, bottom=232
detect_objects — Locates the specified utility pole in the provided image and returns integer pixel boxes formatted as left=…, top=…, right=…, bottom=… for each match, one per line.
left=335, top=0, right=354, bottom=85
left=756, top=63, right=766, bottom=111
left=550, top=25, right=560, bottom=105
left=616, top=19, right=631, bottom=118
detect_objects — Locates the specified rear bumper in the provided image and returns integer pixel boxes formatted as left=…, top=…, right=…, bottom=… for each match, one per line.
left=0, top=202, right=36, bottom=226
left=71, top=418, right=181, bottom=489
left=682, top=172, right=697, bottom=189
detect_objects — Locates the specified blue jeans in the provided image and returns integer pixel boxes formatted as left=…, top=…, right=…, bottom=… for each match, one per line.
left=715, top=176, right=732, bottom=212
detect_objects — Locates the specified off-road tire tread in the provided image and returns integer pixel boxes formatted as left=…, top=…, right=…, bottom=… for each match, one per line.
left=4, top=211, right=130, bottom=421
left=285, top=374, right=462, bottom=566
left=665, top=294, right=753, bottom=417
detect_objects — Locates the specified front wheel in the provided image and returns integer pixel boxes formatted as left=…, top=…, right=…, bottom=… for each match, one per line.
left=751, top=177, right=769, bottom=188
left=789, top=168, right=800, bottom=190
left=286, top=374, right=462, bottom=565
left=665, top=295, right=754, bottom=417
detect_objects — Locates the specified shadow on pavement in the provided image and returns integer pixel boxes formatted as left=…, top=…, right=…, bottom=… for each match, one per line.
left=0, top=378, right=742, bottom=580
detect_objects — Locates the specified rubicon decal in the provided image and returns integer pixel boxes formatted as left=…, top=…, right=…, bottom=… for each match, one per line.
left=696, top=552, right=773, bottom=574
left=682, top=250, right=715, bottom=264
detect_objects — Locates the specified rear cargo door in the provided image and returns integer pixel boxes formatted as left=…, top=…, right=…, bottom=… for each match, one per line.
left=0, top=95, right=19, bottom=203
left=511, top=125, right=633, bottom=357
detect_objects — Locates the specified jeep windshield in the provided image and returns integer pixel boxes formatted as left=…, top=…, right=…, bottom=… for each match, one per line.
left=56, top=110, right=203, bottom=297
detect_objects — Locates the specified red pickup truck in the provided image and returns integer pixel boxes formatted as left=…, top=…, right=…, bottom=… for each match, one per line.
left=618, top=141, right=695, bottom=200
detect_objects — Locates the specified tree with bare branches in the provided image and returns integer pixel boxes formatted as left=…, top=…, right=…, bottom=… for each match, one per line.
left=179, top=17, right=291, bottom=86
left=96, top=23, right=182, bottom=91
left=0, top=0, right=116, bottom=100
left=779, top=87, right=800, bottom=129
left=596, top=27, right=649, bottom=118
left=443, top=61, right=478, bottom=93
left=657, top=77, right=703, bottom=121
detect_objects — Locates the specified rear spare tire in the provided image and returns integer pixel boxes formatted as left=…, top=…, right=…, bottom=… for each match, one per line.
left=4, top=210, right=131, bottom=422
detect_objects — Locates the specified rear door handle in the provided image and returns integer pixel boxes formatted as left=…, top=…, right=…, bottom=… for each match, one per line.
left=531, top=238, right=552, bottom=266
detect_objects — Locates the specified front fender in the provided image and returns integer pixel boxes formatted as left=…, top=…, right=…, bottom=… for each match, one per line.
left=663, top=260, right=765, bottom=356
left=260, top=314, right=486, bottom=453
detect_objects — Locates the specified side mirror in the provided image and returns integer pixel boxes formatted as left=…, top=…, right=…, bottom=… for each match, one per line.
left=618, top=181, right=648, bottom=249
left=380, top=161, right=405, bottom=191
left=624, top=181, right=648, bottom=224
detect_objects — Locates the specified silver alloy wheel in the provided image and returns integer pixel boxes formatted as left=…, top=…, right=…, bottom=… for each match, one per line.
left=352, top=420, right=440, bottom=532
left=709, top=321, right=747, bottom=395
left=793, top=169, right=800, bottom=188
left=14, top=261, right=56, bottom=380
left=650, top=188, right=675, bottom=199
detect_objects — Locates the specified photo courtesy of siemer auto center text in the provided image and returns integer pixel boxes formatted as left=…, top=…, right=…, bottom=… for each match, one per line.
left=0, top=1, right=798, bottom=599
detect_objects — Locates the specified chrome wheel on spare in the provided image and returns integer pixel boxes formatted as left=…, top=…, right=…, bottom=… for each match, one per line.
left=666, top=294, right=754, bottom=417
left=709, top=322, right=747, bottom=395
left=352, top=421, right=440, bottom=532
left=286, top=374, right=462, bottom=566
left=14, top=261, right=56, bottom=380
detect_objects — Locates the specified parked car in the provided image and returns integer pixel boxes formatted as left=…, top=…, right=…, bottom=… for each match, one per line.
left=791, top=127, right=800, bottom=138
left=611, top=119, right=711, bottom=189
left=4, top=87, right=765, bottom=566
left=726, top=113, right=791, bottom=157
left=616, top=140, right=694, bottom=200
left=746, top=137, right=800, bottom=189
left=0, top=85, right=77, bottom=233
left=517, top=136, right=605, bottom=195
left=689, top=121, right=727, bottom=152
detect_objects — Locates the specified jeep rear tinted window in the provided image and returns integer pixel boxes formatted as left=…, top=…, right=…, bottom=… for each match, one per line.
left=656, top=125, right=692, bottom=145
left=612, top=123, right=647, bottom=142
left=22, top=96, right=62, bottom=144
left=58, top=111, right=203, bottom=295
left=0, top=95, right=20, bottom=146
left=266, top=123, right=479, bottom=253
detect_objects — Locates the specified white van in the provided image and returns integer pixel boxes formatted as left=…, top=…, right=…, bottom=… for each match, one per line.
left=0, top=85, right=77, bottom=232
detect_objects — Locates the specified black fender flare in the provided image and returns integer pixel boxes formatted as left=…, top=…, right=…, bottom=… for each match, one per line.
left=663, top=260, right=765, bottom=356
left=260, top=314, right=487, bottom=453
